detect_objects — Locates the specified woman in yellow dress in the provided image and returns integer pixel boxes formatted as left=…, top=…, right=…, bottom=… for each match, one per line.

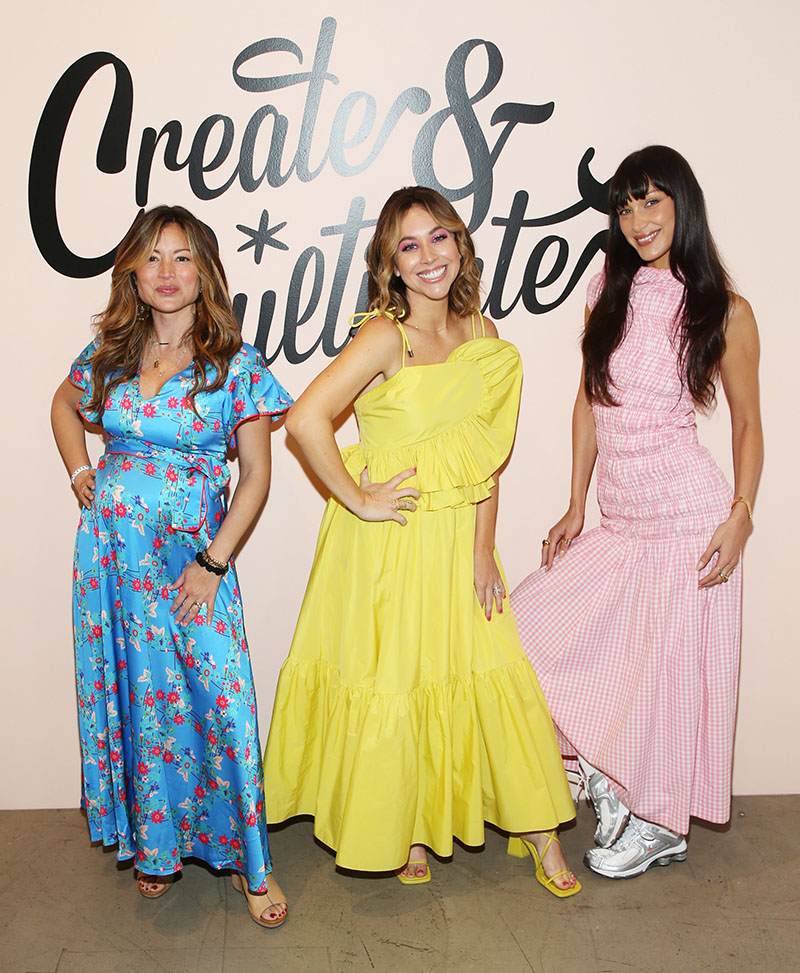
left=264, top=187, right=579, bottom=896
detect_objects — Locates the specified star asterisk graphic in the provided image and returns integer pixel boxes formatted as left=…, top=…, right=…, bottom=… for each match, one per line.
left=236, top=210, right=289, bottom=264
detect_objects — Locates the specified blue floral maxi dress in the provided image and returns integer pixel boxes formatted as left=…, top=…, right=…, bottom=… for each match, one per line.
left=68, top=340, right=292, bottom=890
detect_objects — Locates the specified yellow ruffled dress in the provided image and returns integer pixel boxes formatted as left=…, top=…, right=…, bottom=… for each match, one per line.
left=264, top=315, right=574, bottom=870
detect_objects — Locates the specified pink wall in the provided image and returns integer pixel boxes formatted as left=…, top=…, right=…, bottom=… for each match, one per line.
left=3, top=0, right=796, bottom=808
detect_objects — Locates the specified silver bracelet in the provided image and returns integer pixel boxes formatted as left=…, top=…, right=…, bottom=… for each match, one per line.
left=70, top=465, right=91, bottom=485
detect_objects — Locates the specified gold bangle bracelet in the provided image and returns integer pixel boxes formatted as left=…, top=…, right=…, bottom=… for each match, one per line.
left=731, top=496, right=753, bottom=521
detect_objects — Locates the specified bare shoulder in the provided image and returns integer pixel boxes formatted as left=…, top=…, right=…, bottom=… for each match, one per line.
left=726, top=293, right=759, bottom=347
left=349, top=313, right=403, bottom=357
left=480, top=314, right=500, bottom=339
left=339, top=316, right=403, bottom=378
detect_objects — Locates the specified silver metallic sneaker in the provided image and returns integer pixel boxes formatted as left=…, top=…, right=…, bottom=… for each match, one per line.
left=585, top=770, right=629, bottom=848
left=583, top=815, right=687, bottom=879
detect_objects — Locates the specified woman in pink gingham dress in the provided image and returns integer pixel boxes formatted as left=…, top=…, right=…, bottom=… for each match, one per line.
left=510, top=146, right=763, bottom=879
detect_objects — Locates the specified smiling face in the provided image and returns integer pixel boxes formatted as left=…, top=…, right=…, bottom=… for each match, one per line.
left=134, top=223, right=200, bottom=319
left=617, top=184, right=676, bottom=269
left=393, top=205, right=461, bottom=308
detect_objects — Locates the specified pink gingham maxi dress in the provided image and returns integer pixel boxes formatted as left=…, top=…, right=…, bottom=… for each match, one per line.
left=510, top=267, right=741, bottom=835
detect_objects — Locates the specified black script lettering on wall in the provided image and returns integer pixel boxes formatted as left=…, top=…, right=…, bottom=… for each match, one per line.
left=28, top=18, right=611, bottom=363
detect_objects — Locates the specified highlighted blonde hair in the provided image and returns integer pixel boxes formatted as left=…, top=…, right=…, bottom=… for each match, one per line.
left=366, top=187, right=481, bottom=319
left=85, top=205, right=242, bottom=418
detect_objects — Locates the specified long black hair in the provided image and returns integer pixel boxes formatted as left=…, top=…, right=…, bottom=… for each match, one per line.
left=583, top=145, right=731, bottom=407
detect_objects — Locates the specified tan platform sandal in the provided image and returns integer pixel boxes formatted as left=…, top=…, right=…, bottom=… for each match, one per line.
left=231, top=871, right=288, bottom=928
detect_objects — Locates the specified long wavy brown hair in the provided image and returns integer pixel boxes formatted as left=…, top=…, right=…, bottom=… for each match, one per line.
left=84, top=205, right=242, bottom=419
left=366, top=187, right=481, bottom=319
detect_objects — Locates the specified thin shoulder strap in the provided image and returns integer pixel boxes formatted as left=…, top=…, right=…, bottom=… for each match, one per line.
left=395, top=322, right=412, bottom=366
left=348, top=306, right=411, bottom=367
left=470, top=310, right=486, bottom=339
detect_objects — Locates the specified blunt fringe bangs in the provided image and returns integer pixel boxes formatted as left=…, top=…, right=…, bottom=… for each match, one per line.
left=583, top=146, right=732, bottom=409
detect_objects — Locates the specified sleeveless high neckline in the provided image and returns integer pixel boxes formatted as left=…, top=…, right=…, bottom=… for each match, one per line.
left=632, top=265, right=683, bottom=289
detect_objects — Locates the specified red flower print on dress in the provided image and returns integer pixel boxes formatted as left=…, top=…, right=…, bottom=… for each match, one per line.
left=194, top=785, right=205, bottom=799
left=69, top=340, right=291, bottom=882
left=92, top=625, right=102, bottom=639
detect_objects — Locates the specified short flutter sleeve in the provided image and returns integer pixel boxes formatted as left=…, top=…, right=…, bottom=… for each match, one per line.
left=68, top=337, right=102, bottom=424
left=223, top=343, right=293, bottom=447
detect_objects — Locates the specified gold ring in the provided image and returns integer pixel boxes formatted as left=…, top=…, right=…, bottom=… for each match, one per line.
left=719, top=573, right=729, bottom=583
left=193, top=601, right=202, bottom=608
left=563, top=538, right=572, bottom=548
left=542, top=539, right=551, bottom=546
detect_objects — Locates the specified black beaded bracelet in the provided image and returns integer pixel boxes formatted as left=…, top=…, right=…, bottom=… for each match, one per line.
left=195, top=549, right=228, bottom=576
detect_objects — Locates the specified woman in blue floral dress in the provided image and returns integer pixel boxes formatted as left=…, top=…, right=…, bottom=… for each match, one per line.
left=51, top=206, right=292, bottom=927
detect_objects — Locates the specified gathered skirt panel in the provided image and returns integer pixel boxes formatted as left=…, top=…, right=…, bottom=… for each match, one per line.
left=510, top=525, right=742, bottom=834
left=265, top=495, right=575, bottom=871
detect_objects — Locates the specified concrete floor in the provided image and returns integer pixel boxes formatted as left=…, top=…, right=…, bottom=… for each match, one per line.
left=1, top=796, right=797, bottom=973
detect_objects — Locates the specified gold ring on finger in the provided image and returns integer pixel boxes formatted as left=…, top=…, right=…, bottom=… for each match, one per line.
left=542, top=539, right=550, bottom=547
